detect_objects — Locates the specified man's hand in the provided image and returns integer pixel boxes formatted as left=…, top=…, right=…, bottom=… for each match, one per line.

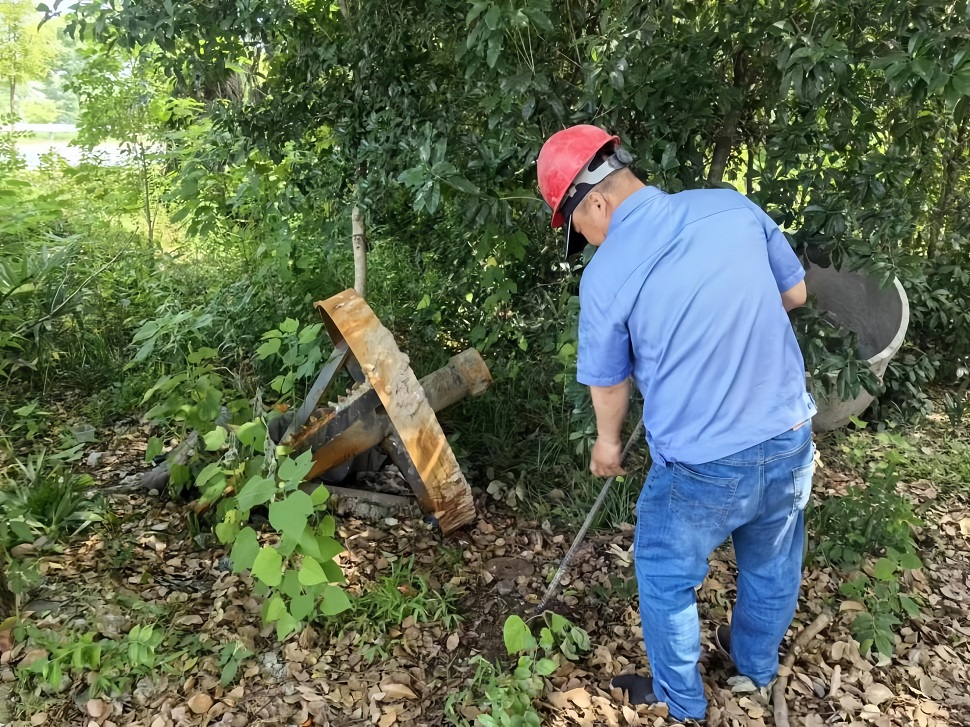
left=590, top=437, right=626, bottom=478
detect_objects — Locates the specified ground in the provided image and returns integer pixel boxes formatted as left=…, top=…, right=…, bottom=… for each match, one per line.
left=1, top=417, right=969, bottom=727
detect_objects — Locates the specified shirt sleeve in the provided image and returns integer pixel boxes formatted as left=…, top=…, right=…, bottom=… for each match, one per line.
left=576, top=280, right=633, bottom=387
left=743, top=198, right=805, bottom=293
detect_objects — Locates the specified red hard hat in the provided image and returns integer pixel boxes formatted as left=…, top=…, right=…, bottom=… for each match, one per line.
left=538, top=125, right=621, bottom=229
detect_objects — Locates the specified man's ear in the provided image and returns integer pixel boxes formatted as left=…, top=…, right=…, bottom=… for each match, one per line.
left=586, top=191, right=608, bottom=216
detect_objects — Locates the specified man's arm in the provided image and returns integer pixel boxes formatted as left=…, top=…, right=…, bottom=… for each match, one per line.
left=589, top=379, right=630, bottom=477
left=781, top=279, right=807, bottom=311
left=741, top=197, right=807, bottom=306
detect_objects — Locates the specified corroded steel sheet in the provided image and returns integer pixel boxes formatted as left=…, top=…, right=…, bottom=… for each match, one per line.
left=314, top=290, right=482, bottom=533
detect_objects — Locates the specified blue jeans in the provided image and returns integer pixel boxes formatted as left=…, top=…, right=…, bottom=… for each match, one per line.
left=633, top=424, right=815, bottom=721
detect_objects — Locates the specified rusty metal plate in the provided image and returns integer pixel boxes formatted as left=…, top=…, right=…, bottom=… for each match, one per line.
left=315, top=290, right=475, bottom=533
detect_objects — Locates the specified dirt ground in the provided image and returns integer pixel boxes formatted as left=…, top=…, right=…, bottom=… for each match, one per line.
left=1, top=422, right=968, bottom=727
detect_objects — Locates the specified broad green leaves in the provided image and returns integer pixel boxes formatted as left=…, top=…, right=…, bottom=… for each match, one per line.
left=237, top=420, right=266, bottom=449
left=236, top=476, right=276, bottom=512
left=320, top=585, right=352, bottom=616
left=230, top=527, right=259, bottom=572
left=279, top=450, right=315, bottom=483
left=252, top=546, right=283, bottom=586
left=268, top=491, right=313, bottom=535
left=203, top=426, right=227, bottom=450
left=212, top=403, right=350, bottom=642
left=503, top=615, right=536, bottom=654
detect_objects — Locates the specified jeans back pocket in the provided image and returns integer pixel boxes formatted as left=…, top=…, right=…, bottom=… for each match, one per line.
left=669, top=463, right=740, bottom=528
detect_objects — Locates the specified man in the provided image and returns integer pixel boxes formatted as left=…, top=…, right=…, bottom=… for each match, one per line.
left=537, top=125, right=816, bottom=723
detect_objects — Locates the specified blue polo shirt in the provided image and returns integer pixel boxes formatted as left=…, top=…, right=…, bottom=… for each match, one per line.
left=576, top=186, right=816, bottom=465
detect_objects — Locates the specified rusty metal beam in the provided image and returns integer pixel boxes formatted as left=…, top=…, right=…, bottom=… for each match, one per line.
left=297, top=349, right=492, bottom=487
left=279, top=342, right=351, bottom=446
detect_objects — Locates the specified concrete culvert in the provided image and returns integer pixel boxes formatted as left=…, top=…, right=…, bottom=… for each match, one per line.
left=804, top=264, right=910, bottom=431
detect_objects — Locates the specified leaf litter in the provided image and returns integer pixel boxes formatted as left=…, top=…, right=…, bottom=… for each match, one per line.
left=0, top=419, right=969, bottom=726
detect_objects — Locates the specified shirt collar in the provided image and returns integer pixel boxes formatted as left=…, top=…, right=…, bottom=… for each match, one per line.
left=606, top=186, right=665, bottom=239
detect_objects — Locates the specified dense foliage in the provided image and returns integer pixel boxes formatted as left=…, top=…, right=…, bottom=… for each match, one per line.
left=36, top=0, right=969, bottom=416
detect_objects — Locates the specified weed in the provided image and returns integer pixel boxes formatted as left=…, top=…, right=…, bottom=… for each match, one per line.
left=343, top=556, right=463, bottom=633
left=3, top=401, right=51, bottom=441
left=16, top=621, right=176, bottom=698
left=0, top=449, right=103, bottom=548
left=218, top=641, right=254, bottom=686
left=590, top=572, right=638, bottom=603
left=809, top=462, right=921, bottom=568
left=445, top=613, right=591, bottom=726
left=839, top=548, right=923, bottom=658
left=438, top=544, right=468, bottom=575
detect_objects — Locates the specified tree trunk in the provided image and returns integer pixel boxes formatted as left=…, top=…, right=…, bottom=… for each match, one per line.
left=9, top=79, right=15, bottom=120
left=707, top=50, right=748, bottom=185
left=351, top=202, right=367, bottom=297
left=138, top=141, right=155, bottom=248
left=928, top=117, right=969, bottom=259
left=708, top=107, right=742, bottom=185
left=338, top=0, right=367, bottom=297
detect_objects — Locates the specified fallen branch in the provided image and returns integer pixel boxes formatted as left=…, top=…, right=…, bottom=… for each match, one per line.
left=773, top=608, right=834, bottom=727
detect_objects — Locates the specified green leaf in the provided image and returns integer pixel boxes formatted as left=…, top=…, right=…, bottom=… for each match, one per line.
left=132, top=320, right=159, bottom=343
left=873, top=557, right=897, bottom=581
left=276, top=611, right=301, bottom=641
left=535, top=658, right=558, bottom=676
left=873, top=629, right=894, bottom=657
left=269, top=491, right=313, bottom=535
left=548, top=612, right=568, bottom=633
left=231, top=527, right=260, bottom=572
left=322, top=560, right=345, bottom=584
left=195, top=462, right=224, bottom=489
left=277, top=526, right=302, bottom=558
left=320, top=584, right=351, bottom=616
left=899, top=595, right=921, bottom=619
left=281, top=569, right=303, bottom=598
left=236, top=476, right=277, bottom=512
left=289, top=592, right=315, bottom=621
left=237, top=420, right=267, bottom=449
left=279, top=317, right=299, bottom=333
left=256, top=338, right=282, bottom=358
left=539, top=627, right=554, bottom=650
left=145, top=437, right=164, bottom=463
left=899, top=552, right=922, bottom=570
left=503, top=615, right=536, bottom=655
left=251, top=546, right=283, bottom=586
left=318, top=514, right=336, bottom=537
left=220, top=659, right=240, bottom=687
left=215, top=515, right=240, bottom=545
left=187, top=346, right=218, bottom=364
left=264, top=594, right=286, bottom=622
left=311, top=485, right=330, bottom=508
left=446, top=174, right=479, bottom=195
left=570, top=628, right=590, bottom=652
left=278, top=449, right=315, bottom=483
left=203, top=426, right=227, bottom=451
left=298, top=323, right=322, bottom=344
left=483, top=4, right=501, bottom=29
left=316, top=535, right=345, bottom=562
left=298, top=557, right=327, bottom=586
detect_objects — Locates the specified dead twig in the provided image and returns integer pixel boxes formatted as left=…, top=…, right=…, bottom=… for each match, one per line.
left=773, top=608, right=834, bottom=727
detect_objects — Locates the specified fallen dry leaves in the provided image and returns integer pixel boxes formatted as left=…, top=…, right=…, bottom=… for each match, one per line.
left=0, top=418, right=968, bottom=727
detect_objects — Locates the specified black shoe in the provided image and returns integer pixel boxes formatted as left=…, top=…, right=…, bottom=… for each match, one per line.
left=610, top=673, right=659, bottom=705
left=611, top=675, right=708, bottom=724
left=714, top=623, right=732, bottom=663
